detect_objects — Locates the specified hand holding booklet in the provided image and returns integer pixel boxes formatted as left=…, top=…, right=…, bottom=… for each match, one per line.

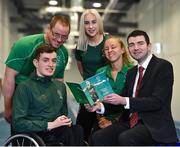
left=66, top=72, right=114, bottom=106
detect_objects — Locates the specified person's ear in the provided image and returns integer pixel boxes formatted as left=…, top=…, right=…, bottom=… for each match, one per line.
left=47, top=24, right=50, bottom=28
left=45, top=24, right=51, bottom=35
left=33, top=59, right=38, bottom=68
left=148, top=43, right=152, bottom=52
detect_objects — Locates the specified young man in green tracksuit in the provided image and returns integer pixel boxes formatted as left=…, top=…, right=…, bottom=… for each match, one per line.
left=12, top=44, right=84, bottom=146
left=3, top=15, right=70, bottom=123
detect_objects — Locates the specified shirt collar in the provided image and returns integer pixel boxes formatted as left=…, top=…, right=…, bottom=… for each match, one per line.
left=106, top=64, right=129, bottom=78
left=31, top=71, right=52, bottom=83
left=138, top=54, right=152, bottom=70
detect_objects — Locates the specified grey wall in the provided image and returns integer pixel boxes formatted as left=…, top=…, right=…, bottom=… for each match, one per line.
left=125, top=0, right=180, bottom=121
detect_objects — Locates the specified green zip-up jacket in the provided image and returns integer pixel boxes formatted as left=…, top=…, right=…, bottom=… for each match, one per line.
left=12, top=72, right=68, bottom=133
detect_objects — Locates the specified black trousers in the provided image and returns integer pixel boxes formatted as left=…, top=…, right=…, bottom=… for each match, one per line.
left=36, top=125, right=84, bottom=146
left=76, top=104, right=97, bottom=142
left=90, top=121, right=157, bottom=146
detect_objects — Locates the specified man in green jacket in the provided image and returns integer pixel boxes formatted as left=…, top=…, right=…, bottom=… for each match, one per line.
left=12, top=44, right=83, bottom=145
left=3, top=15, right=70, bottom=123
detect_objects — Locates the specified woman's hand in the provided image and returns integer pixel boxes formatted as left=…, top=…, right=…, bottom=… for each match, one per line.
left=98, top=117, right=112, bottom=129
left=84, top=101, right=101, bottom=112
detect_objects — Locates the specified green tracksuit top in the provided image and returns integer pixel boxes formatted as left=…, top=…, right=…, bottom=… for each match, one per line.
left=12, top=72, right=68, bottom=132
left=5, top=34, right=68, bottom=84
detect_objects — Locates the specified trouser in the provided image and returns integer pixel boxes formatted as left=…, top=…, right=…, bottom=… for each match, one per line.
left=36, top=125, right=84, bottom=146
left=90, top=121, right=157, bottom=146
left=76, top=104, right=96, bottom=142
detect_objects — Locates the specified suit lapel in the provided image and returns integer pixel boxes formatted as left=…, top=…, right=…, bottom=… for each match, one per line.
left=128, top=66, right=138, bottom=95
left=140, top=55, right=156, bottom=89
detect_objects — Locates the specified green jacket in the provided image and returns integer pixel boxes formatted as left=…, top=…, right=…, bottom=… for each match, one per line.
left=12, top=72, right=68, bottom=132
left=5, top=34, right=68, bottom=84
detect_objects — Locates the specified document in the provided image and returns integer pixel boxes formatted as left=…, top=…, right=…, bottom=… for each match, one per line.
left=66, top=72, right=114, bottom=106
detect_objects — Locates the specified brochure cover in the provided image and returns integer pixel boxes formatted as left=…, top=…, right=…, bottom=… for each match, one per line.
left=66, top=82, right=88, bottom=104
left=66, top=72, right=114, bottom=106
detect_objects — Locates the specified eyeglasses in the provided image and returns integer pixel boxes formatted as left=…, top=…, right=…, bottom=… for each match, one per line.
left=51, top=29, right=68, bottom=41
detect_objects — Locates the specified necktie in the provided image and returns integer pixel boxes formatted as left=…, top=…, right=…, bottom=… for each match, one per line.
left=130, top=66, right=144, bottom=128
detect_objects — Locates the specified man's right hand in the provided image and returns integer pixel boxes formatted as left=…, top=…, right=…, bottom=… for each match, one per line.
left=57, top=115, right=72, bottom=127
left=3, top=67, right=18, bottom=123
left=103, top=93, right=127, bottom=105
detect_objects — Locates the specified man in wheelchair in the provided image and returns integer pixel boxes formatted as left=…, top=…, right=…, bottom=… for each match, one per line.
left=11, top=44, right=84, bottom=146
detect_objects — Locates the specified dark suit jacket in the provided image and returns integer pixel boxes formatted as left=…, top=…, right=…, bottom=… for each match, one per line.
left=104, top=55, right=178, bottom=143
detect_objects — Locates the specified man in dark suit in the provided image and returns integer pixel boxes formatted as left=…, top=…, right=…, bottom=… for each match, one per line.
left=86, top=30, right=178, bottom=145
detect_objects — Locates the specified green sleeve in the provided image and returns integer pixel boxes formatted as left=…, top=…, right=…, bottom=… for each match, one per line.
left=12, top=83, right=47, bottom=132
left=55, top=46, right=69, bottom=79
left=63, top=46, right=69, bottom=68
left=75, top=49, right=83, bottom=61
left=96, top=66, right=107, bottom=74
left=5, top=41, right=28, bottom=72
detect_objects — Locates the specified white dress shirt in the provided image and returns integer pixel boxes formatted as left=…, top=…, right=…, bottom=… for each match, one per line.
left=124, top=54, right=153, bottom=109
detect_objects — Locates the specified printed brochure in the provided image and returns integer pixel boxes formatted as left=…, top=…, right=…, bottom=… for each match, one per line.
left=66, top=72, right=114, bottom=106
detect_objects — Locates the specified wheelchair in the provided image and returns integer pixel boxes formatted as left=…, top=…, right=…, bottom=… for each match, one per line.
left=3, top=132, right=88, bottom=146
left=3, top=133, right=46, bottom=146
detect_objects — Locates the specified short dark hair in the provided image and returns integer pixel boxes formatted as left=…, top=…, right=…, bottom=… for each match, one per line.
left=127, top=30, right=150, bottom=45
left=34, top=44, right=56, bottom=60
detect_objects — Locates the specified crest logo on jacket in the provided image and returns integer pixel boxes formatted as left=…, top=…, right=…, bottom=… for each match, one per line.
left=57, top=90, right=63, bottom=100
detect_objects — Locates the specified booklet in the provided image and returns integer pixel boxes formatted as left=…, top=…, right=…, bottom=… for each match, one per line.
left=66, top=72, right=114, bottom=106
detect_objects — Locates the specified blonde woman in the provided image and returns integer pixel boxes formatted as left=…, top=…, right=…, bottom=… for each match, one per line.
left=94, top=35, right=133, bottom=130
left=75, top=9, right=108, bottom=142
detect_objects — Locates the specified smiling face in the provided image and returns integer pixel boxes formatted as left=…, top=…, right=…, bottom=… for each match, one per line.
left=33, top=52, right=57, bottom=77
left=104, top=38, right=125, bottom=63
left=128, top=35, right=151, bottom=64
left=84, top=13, right=99, bottom=38
left=48, top=22, right=69, bottom=48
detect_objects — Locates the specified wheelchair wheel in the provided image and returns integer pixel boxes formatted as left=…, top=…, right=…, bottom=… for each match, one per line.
left=3, top=133, right=46, bottom=147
